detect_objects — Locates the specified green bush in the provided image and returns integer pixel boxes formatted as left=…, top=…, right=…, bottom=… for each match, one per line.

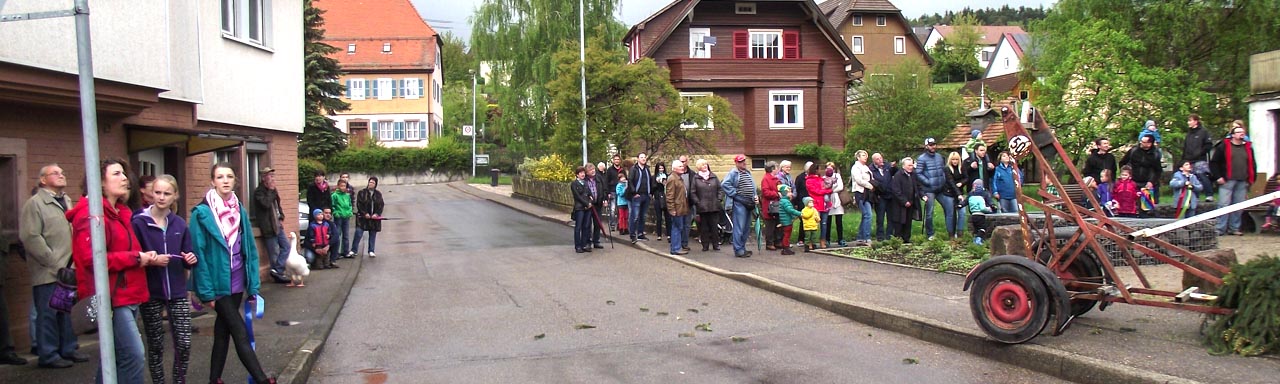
left=324, top=136, right=469, bottom=175
left=298, top=158, right=326, bottom=191
left=1205, top=254, right=1280, bottom=356
left=517, top=154, right=575, bottom=182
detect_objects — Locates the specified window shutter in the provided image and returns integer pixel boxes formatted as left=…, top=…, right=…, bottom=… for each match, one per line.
left=345, top=79, right=351, bottom=98
left=733, top=31, right=748, bottom=59
left=371, top=122, right=379, bottom=140
left=418, top=78, right=425, bottom=98
left=783, top=31, right=800, bottom=59
left=394, top=79, right=401, bottom=98
left=371, top=80, right=379, bottom=99
left=419, top=121, right=427, bottom=138
left=394, top=122, right=404, bottom=140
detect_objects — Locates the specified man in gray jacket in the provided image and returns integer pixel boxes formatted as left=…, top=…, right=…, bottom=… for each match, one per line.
left=915, top=138, right=947, bottom=240
left=20, top=164, right=86, bottom=368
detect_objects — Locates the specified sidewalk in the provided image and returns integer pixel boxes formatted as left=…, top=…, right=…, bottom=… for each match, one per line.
left=456, top=182, right=1280, bottom=384
left=0, top=255, right=361, bottom=384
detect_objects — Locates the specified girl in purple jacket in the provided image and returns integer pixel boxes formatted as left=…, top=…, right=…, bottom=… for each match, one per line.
left=131, top=174, right=197, bottom=384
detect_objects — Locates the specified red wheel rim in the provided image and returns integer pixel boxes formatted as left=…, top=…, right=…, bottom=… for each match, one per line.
left=987, top=280, right=1032, bottom=325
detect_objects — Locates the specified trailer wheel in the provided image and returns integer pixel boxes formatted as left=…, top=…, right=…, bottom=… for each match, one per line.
left=969, top=263, right=1051, bottom=343
left=1036, top=246, right=1103, bottom=317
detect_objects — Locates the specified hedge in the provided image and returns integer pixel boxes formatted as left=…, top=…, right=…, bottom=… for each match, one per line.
left=323, top=136, right=469, bottom=175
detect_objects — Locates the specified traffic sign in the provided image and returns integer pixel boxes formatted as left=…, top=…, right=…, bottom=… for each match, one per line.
left=462, top=125, right=474, bottom=137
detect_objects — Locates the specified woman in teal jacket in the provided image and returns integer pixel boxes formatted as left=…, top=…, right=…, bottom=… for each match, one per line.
left=190, top=163, right=273, bottom=384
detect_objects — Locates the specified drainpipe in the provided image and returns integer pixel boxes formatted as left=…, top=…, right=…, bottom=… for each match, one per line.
left=817, top=59, right=825, bottom=147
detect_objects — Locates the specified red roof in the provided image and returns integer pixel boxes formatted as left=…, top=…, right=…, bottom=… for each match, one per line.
left=930, top=25, right=1026, bottom=46
left=314, top=0, right=440, bottom=72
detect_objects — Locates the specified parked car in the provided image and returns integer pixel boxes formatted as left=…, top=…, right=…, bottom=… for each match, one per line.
left=298, top=201, right=310, bottom=242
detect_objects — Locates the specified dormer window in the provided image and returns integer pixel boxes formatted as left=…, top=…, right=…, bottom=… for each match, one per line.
left=735, top=2, right=756, bottom=14
left=876, top=15, right=887, bottom=26
left=347, top=44, right=356, bottom=54
left=382, top=43, right=392, bottom=53
left=852, top=14, right=863, bottom=26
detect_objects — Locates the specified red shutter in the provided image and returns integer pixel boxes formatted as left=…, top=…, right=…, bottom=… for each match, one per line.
left=733, top=31, right=749, bottom=59
left=783, top=31, right=800, bottom=59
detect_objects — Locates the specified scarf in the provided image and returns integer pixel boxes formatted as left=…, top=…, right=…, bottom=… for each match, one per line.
left=205, top=189, right=241, bottom=247
left=698, top=170, right=711, bottom=180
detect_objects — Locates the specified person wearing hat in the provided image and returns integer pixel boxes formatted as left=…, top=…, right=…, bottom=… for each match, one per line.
left=720, top=154, right=757, bottom=257
left=304, top=208, right=334, bottom=269
left=253, top=166, right=290, bottom=283
left=916, top=138, right=947, bottom=241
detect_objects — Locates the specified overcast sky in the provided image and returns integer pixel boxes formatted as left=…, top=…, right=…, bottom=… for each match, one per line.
left=410, top=0, right=1057, bottom=43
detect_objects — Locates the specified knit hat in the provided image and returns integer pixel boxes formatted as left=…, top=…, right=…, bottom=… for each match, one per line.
left=802, top=196, right=813, bottom=205
left=778, top=184, right=789, bottom=193
left=1143, top=120, right=1156, bottom=130
left=971, top=129, right=981, bottom=138
left=312, top=208, right=324, bottom=217
left=971, top=179, right=984, bottom=190
left=825, top=168, right=834, bottom=177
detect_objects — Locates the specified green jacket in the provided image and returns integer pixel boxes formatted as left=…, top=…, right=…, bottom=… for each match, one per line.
left=190, top=202, right=260, bottom=302
left=331, top=190, right=353, bottom=218
left=776, top=197, right=803, bottom=227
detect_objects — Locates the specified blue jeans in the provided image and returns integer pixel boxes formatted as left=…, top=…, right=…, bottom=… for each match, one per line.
left=573, top=210, right=591, bottom=249
left=1217, top=180, right=1250, bottom=233
left=32, top=283, right=77, bottom=365
left=818, top=211, right=831, bottom=242
left=922, top=192, right=939, bottom=237
left=333, top=217, right=351, bottom=256
left=97, top=305, right=145, bottom=384
left=999, top=198, right=1019, bottom=213
left=857, top=199, right=873, bottom=241
left=352, top=227, right=378, bottom=254
left=264, top=224, right=289, bottom=275
left=938, top=194, right=962, bottom=237
left=731, top=202, right=750, bottom=254
left=629, top=194, right=650, bottom=238
left=670, top=214, right=687, bottom=254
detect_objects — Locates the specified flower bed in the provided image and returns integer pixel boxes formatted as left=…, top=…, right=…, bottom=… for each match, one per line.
left=825, top=237, right=990, bottom=273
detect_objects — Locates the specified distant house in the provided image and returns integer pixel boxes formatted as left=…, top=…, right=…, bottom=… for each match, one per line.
left=316, top=0, right=445, bottom=149
left=984, top=32, right=1033, bottom=79
left=923, top=25, right=1026, bottom=70
left=623, top=0, right=863, bottom=161
left=1247, top=49, right=1279, bottom=177
left=817, top=0, right=932, bottom=75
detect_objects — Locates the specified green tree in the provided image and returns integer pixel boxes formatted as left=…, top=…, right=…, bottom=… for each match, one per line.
left=299, top=0, right=351, bottom=159
left=928, top=14, right=983, bottom=83
left=438, top=31, right=476, bottom=86
left=545, top=34, right=741, bottom=162
left=470, top=0, right=626, bottom=158
left=846, top=61, right=964, bottom=162
left=438, top=31, right=476, bottom=140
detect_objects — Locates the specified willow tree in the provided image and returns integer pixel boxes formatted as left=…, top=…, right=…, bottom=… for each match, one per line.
left=470, top=0, right=626, bottom=157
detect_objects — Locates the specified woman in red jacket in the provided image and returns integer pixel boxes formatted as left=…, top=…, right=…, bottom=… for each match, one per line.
left=805, top=163, right=833, bottom=249
left=70, top=158, right=169, bottom=383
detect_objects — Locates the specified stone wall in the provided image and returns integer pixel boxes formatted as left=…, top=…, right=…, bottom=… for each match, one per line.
left=512, top=175, right=574, bottom=213
left=341, top=171, right=468, bottom=186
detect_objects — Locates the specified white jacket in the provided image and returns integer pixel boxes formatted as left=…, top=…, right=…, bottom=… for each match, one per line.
left=850, top=162, right=873, bottom=194
left=827, top=173, right=845, bottom=215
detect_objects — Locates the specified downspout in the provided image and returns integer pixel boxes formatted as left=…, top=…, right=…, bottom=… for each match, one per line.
left=817, top=59, right=825, bottom=147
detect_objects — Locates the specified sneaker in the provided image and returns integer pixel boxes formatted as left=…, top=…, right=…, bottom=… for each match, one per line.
left=62, top=351, right=90, bottom=363
left=368, top=252, right=376, bottom=258
left=1205, top=196, right=1215, bottom=202
left=630, top=238, right=638, bottom=244
left=928, top=236, right=936, bottom=241
left=781, top=248, right=795, bottom=255
left=593, top=244, right=605, bottom=249
left=638, top=236, right=650, bottom=241
left=0, top=353, right=26, bottom=365
left=38, top=359, right=72, bottom=369
left=584, top=247, right=593, bottom=252
left=576, top=248, right=585, bottom=253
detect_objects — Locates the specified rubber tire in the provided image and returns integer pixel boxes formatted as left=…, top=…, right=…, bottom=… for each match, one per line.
left=1035, top=243, right=1103, bottom=317
left=969, top=263, right=1052, bottom=344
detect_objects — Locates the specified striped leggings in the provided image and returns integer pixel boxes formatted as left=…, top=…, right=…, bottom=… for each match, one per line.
left=141, top=297, right=192, bottom=384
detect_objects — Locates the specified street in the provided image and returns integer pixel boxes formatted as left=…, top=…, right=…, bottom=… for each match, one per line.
left=310, top=184, right=1065, bottom=383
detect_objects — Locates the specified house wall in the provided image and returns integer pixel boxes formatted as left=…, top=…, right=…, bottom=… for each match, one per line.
left=1248, top=99, right=1278, bottom=177
left=339, top=73, right=437, bottom=115
left=837, top=13, right=928, bottom=74
left=196, top=0, right=305, bottom=134
left=985, top=40, right=1021, bottom=78
left=978, top=45, right=998, bottom=70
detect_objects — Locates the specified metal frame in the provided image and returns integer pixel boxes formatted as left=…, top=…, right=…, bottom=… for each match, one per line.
left=995, top=107, right=1235, bottom=317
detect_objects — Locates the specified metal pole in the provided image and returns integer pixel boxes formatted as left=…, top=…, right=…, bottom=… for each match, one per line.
left=73, top=0, right=117, bottom=381
left=1130, top=190, right=1280, bottom=238
left=471, top=72, right=477, bottom=178
left=579, top=0, right=588, bottom=166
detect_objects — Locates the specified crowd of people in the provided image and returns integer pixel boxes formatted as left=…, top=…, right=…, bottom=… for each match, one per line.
left=570, top=113, right=1275, bottom=253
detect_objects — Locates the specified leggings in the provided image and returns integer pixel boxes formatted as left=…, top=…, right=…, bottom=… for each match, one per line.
left=825, top=214, right=844, bottom=243
left=141, top=298, right=192, bottom=384
left=209, top=293, right=269, bottom=383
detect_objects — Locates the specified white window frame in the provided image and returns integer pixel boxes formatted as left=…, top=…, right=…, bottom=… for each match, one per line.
left=689, top=28, right=711, bottom=59
left=406, top=120, right=421, bottom=141
left=221, top=0, right=236, bottom=34
left=221, top=0, right=271, bottom=48
left=679, top=92, right=715, bottom=130
left=382, top=42, right=392, bottom=53
left=376, top=78, right=393, bottom=100
left=894, top=36, right=906, bottom=54
left=852, top=14, right=863, bottom=26
left=735, top=2, right=756, bottom=14
left=851, top=36, right=864, bottom=54
left=377, top=121, right=394, bottom=141
left=404, top=78, right=421, bottom=99
left=876, top=15, right=887, bottom=26
left=748, top=29, right=782, bottom=59
left=347, top=43, right=356, bottom=54
left=349, top=78, right=366, bottom=100
left=768, top=90, right=803, bottom=129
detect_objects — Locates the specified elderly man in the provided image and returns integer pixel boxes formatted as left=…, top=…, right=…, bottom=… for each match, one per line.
left=254, top=167, right=291, bottom=283
left=665, top=160, right=690, bottom=255
left=721, top=155, right=758, bottom=258
left=20, top=164, right=88, bottom=368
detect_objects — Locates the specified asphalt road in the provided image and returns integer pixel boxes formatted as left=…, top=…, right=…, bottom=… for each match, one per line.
left=310, top=184, right=1067, bottom=384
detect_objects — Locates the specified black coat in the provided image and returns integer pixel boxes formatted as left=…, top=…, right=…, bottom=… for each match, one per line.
left=627, top=164, right=654, bottom=197
left=605, top=165, right=624, bottom=198
left=592, top=173, right=607, bottom=207
left=1181, top=126, right=1214, bottom=163
left=889, top=170, right=923, bottom=224
left=306, top=182, right=332, bottom=212
left=652, top=173, right=668, bottom=210
left=870, top=164, right=896, bottom=200
left=1120, top=146, right=1162, bottom=185
left=965, top=154, right=994, bottom=188
left=793, top=173, right=809, bottom=207
left=944, top=165, right=966, bottom=197
left=571, top=179, right=592, bottom=211
left=354, top=188, right=384, bottom=232
left=1082, top=149, right=1117, bottom=182
left=690, top=173, right=723, bottom=213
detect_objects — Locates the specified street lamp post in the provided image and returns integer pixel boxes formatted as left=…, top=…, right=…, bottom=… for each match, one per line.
left=579, top=0, right=588, bottom=166
left=472, top=71, right=477, bottom=178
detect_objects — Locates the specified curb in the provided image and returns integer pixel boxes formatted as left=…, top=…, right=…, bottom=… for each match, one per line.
left=276, top=254, right=364, bottom=384
left=451, top=182, right=1197, bottom=384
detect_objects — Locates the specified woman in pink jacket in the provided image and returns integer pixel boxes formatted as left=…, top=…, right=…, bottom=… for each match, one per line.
left=805, top=163, right=833, bottom=249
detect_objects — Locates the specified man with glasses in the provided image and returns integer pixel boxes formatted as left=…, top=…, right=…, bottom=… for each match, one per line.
left=1209, top=122, right=1256, bottom=236
left=1181, top=114, right=1216, bottom=201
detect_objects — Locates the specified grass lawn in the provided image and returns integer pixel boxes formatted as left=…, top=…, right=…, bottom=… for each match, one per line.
left=470, top=174, right=512, bottom=185
left=932, top=82, right=965, bottom=93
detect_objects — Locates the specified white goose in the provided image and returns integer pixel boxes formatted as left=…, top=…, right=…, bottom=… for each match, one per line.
left=285, top=232, right=310, bottom=287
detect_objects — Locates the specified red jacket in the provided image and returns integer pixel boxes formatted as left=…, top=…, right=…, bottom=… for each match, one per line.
left=760, top=172, right=780, bottom=219
left=1112, top=179, right=1139, bottom=215
left=806, top=175, right=833, bottom=212
left=68, top=197, right=149, bottom=308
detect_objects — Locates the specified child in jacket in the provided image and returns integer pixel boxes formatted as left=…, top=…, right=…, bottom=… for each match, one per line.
left=775, top=184, right=804, bottom=255
left=1112, top=167, right=1140, bottom=217
left=305, top=209, right=334, bottom=269
left=130, top=175, right=196, bottom=384
left=330, top=180, right=354, bottom=258
left=1170, top=160, right=1204, bottom=218
left=800, top=197, right=819, bottom=252
left=966, top=179, right=995, bottom=245
left=615, top=174, right=629, bottom=235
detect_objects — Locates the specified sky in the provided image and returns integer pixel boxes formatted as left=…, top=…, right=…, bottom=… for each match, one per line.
left=410, top=0, right=1057, bottom=43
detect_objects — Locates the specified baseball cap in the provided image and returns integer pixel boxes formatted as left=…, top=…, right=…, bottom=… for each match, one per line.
left=924, top=138, right=937, bottom=145
left=734, top=154, right=747, bottom=163
left=260, top=166, right=276, bottom=174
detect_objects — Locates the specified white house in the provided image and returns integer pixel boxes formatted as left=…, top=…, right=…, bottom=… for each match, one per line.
left=984, top=32, right=1033, bottom=79
left=1248, top=50, right=1279, bottom=178
left=923, top=25, right=1026, bottom=71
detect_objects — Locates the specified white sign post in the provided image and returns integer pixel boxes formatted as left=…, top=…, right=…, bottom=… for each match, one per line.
left=464, top=124, right=475, bottom=177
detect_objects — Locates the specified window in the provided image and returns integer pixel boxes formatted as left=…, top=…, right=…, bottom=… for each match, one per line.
left=689, top=28, right=711, bottom=58
left=244, top=147, right=266, bottom=217
left=221, top=0, right=270, bottom=46
left=749, top=29, right=782, bottom=59
left=404, top=78, right=421, bottom=99
left=376, top=121, right=394, bottom=141
left=406, top=121, right=421, bottom=140
left=382, top=43, right=392, bottom=53
left=981, top=50, right=992, bottom=62
left=851, top=36, right=864, bottom=54
left=876, top=15, right=887, bottom=26
left=376, top=78, right=393, bottom=100
left=852, top=14, right=862, bottom=26
left=347, top=44, right=356, bottom=54
left=679, top=92, right=714, bottom=130
left=768, top=90, right=803, bottom=129
left=215, top=150, right=235, bottom=165
left=735, top=2, right=756, bottom=14
left=1005, top=58, right=1010, bottom=69
left=347, top=78, right=366, bottom=100
left=894, top=36, right=906, bottom=54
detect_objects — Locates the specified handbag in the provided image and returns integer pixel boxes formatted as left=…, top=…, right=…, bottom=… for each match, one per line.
left=49, top=258, right=78, bottom=313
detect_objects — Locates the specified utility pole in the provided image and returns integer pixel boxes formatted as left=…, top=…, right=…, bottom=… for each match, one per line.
left=1, top=0, right=118, bottom=381
left=579, top=0, right=588, bottom=166
left=471, top=72, right=477, bottom=178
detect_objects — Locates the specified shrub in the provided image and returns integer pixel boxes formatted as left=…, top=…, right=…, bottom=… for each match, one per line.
left=518, top=154, right=575, bottom=182
left=324, top=136, right=469, bottom=175
left=298, top=158, right=326, bottom=191
left=1205, top=254, right=1280, bottom=356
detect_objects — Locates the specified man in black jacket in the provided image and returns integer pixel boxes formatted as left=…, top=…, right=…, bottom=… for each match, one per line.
left=254, top=167, right=291, bottom=283
left=1181, top=114, right=1216, bottom=201
left=586, top=164, right=606, bottom=248
left=1121, top=136, right=1163, bottom=202
left=1082, top=137, right=1117, bottom=183
left=570, top=167, right=594, bottom=253
left=626, top=153, right=653, bottom=242
left=890, top=157, right=925, bottom=243
left=964, top=144, right=995, bottom=193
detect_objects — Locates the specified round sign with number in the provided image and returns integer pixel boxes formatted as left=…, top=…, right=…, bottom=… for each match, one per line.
left=462, top=125, right=474, bottom=136
left=1008, top=134, right=1033, bottom=158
